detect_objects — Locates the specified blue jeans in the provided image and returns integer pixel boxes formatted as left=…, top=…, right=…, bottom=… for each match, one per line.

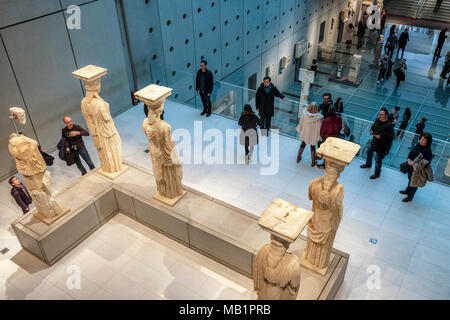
left=365, top=141, right=383, bottom=176
left=405, top=168, right=418, bottom=198
left=74, top=145, right=95, bottom=175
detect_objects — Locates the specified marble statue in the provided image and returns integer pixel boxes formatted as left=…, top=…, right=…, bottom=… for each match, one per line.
left=134, top=84, right=186, bottom=206
left=254, top=199, right=313, bottom=300
left=301, top=138, right=359, bottom=275
left=348, top=54, right=362, bottom=83
left=8, top=107, right=69, bottom=223
left=72, top=65, right=127, bottom=179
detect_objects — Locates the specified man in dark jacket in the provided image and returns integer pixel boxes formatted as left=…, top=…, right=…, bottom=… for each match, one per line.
left=255, top=76, right=287, bottom=134
left=62, top=116, right=95, bottom=175
left=360, top=108, right=394, bottom=179
left=434, top=28, right=447, bottom=58
left=9, top=176, right=32, bottom=214
left=196, top=60, right=214, bottom=117
left=318, top=93, right=333, bottom=119
left=397, top=28, right=409, bottom=59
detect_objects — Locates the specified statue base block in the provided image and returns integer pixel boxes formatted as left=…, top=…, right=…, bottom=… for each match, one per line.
left=300, top=251, right=330, bottom=276
left=328, top=76, right=362, bottom=88
left=33, top=206, right=71, bottom=225
left=153, top=190, right=187, bottom=206
left=98, top=164, right=129, bottom=180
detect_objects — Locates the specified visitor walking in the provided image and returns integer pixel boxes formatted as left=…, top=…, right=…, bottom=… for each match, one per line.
left=410, top=117, right=427, bottom=148
left=62, top=116, right=95, bottom=175
left=345, top=23, right=354, bottom=48
left=440, top=51, right=450, bottom=79
left=400, top=133, right=433, bottom=202
left=434, top=0, right=444, bottom=12
left=385, top=32, right=397, bottom=61
left=238, top=104, right=261, bottom=164
left=9, top=176, right=32, bottom=214
left=397, top=28, right=409, bottom=59
left=380, top=9, right=387, bottom=33
left=317, top=107, right=342, bottom=169
left=388, top=106, right=401, bottom=125
left=196, top=60, right=214, bottom=117
left=394, top=58, right=407, bottom=89
left=360, top=108, right=394, bottom=179
left=255, top=76, right=287, bottom=134
left=434, top=28, right=448, bottom=59
left=357, top=21, right=366, bottom=49
left=334, top=97, right=344, bottom=114
left=318, top=93, right=333, bottom=119
left=396, top=107, right=412, bottom=139
left=377, top=54, right=389, bottom=84
left=296, top=102, right=323, bottom=167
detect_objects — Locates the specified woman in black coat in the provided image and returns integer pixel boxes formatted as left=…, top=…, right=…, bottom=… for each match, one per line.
left=400, top=133, right=433, bottom=202
left=396, top=107, right=411, bottom=139
left=238, top=104, right=262, bottom=164
left=334, top=97, right=344, bottom=114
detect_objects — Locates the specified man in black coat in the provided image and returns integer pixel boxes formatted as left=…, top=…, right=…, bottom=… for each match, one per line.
left=360, top=108, right=394, bottom=179
left=9, top=176, right=32, bottom=214
left=196, top=60, right=214, bottom=117
left=318, top=93, right=333, bottom=119
left=434, top=28, right=448, bottom=58
left=255, top=76, right=287, bottom=134
left=397, top=28, right=409, bottom=59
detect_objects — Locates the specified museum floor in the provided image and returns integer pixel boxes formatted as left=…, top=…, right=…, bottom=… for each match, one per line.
left=1, top=98, right=449, bottom=300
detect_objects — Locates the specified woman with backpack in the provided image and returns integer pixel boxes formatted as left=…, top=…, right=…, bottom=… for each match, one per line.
left=377, top=55, right=389, bottom=84
left=238, top=104, right=262, bottom=164
left=394, top=58, right=407, bottom=89
left=396, top=107, right=411, bottom=139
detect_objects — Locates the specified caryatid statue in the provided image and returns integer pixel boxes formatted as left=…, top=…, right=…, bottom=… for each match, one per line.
left=8, top=107, right=69, bottom=223
left=134, top=84, right=186, bottom=206
left=72, top=65, right=127, bottom=179
left=254, top=198, right=313, bottom=300
left=301, top=138, right=360, bottom=275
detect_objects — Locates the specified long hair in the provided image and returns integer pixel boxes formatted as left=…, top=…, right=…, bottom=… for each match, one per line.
left=421, top=133, right=433, bottom=148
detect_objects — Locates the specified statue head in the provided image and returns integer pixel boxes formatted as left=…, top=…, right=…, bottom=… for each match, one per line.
left=84, top=78, right=101, bottom=94
left=323, top=161, right=344, bottom=189
left=9, top=107, right=26, bottom=125
left=147, top=105, right=164, bottom=125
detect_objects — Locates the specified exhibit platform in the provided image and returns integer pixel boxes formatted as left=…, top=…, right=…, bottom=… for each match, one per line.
left=11, top=161, right=349, bottom=300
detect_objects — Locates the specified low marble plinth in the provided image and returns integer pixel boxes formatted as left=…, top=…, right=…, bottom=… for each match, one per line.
left=11, top=161, right=349, bottom=299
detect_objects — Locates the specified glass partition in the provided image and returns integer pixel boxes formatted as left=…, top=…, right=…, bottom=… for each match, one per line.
left=167, top=69, right=450, bottom=186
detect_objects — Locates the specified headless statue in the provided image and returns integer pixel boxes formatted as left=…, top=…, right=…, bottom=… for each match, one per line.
left=253, top=234, right=301, bottom=300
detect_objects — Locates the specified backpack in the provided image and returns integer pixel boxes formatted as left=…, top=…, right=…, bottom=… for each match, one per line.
left=387, top=113, right=394, bottom=122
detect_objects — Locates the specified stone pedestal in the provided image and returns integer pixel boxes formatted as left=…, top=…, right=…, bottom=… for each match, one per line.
left=348, top=54, right=362, bottom=83
left=298, top=68, right=315, bottom=118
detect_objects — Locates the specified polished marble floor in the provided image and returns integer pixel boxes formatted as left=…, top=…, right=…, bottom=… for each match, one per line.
left=1, top=99, right=449, bottom=299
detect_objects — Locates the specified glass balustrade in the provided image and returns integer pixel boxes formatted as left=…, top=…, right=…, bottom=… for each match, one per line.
left=166, top=69, right=450, bottom=186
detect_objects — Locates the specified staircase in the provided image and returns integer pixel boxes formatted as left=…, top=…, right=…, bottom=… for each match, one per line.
left=385, top=0, right=450, bottom=25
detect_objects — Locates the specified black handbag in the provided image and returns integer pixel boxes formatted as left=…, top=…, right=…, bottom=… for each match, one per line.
left=65, top=151, right=76, bottom=166
left=399, top=161, right=410, bottom=174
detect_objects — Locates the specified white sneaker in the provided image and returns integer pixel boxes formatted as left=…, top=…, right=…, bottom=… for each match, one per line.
left=377, top=80, right=380, bottom=84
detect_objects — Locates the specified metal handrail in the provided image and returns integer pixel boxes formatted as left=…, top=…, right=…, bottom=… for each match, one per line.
left=416, top=0, right=428, bottom=18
